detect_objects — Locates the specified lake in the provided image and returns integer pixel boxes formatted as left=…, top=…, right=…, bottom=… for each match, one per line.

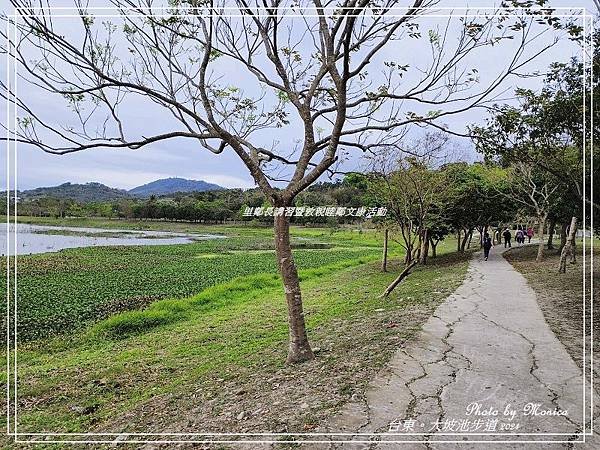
left=0, top=223, right=226, bottom=255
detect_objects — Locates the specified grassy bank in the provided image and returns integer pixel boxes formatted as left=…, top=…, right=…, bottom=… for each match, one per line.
left=2, top=250, right=471, bottom=443
left=1, top=222, right=386, bottom=341
left=1, top=218, right=471, bottom=446
left=1, top=240, right=379, bottom=341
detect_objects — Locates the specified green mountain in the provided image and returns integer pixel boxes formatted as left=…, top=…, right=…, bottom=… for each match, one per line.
left=128, top=177, right=223, bottom=197
left=17, top=182, right=130, bottom=202
left=13, top=178, right=225, bottom=202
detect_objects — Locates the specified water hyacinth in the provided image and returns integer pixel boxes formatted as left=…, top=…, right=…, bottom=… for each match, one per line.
left=0, top=236, right=378, bottom=342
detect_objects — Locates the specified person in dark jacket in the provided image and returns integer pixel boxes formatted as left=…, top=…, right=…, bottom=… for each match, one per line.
left=502, top=228, right=512, bottom=248
left=483, top=232, right=493, bottom=261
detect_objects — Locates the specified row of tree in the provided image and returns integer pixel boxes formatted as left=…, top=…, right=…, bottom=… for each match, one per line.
left=4, top=181, right=369, bottom=223
left=6, top=193, right=255, bottom=222
left=370, top=31, right=598, bottom=296
left=363, top=155, right=586, bottom=296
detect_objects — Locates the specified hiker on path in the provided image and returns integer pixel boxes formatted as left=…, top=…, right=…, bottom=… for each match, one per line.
left=516, top=228, right=524, bottom=245
left=503, top=228, right=512, bottom=248
left=483, top=232, right=493, bottom=261
left=526, top=227, right=534, bottom=243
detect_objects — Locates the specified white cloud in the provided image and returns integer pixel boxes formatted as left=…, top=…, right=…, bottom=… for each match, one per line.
left=12, top=139, right=256, bottom=190
left=194, top=174, right=255, bottom=189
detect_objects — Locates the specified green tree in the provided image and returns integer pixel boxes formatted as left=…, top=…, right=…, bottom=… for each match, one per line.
left=471, top=30, right=599, bottom=218
left=439, top=163, right=513, bottom=251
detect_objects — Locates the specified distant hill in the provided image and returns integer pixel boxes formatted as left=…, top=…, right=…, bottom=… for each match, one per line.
left=12, top=178, right=224, bottom=202
left=128, top=177, right=223, bottom=197
left=18, top=182, right=130, bottom=202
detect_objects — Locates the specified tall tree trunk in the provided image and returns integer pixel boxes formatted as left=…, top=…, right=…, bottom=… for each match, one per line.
left=559, top=217, right=578, bottom=273
left=460, top=229, right=469, bottom=252
left=536, top=216, right=546, bottom=262
left=478, top=225, right=487, bottom=248
left=558, top=222, right=568, bottom=252
left=430, top=238, right=438, bottom=258
left=404, top=242, right=413, bottom=264
left=419, top=229, right=429, bottom=265
left=466, top=229, right=473, bottom=249
left=274, top=214, right=314, bottom=364
left=547, top=218, right=556, bottom=249
left=570, top=237, right=577, bottom=264
left=457, top=230, right=462, bottom=252
left=381, top=228, right=389, bottom=272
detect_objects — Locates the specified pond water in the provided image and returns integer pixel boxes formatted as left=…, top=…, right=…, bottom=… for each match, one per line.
left=0, top=223, right=226, bottom=255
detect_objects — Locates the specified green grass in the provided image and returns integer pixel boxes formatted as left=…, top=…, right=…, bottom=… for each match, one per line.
left=2, top=248, right=470, bottom=436
left=0, top=219, right=470, bottom=443
left=0, top=226, right=385, bottom=341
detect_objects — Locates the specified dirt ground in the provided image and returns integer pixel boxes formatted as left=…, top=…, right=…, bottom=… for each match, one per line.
left=504, top=243, right=599, bottom=384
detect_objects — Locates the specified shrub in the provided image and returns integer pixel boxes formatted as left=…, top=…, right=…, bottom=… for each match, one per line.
left=93, top=309, right=181, bottom=339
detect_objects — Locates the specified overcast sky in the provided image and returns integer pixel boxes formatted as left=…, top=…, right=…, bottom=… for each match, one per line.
left=1, top=0, right=596, bottom=191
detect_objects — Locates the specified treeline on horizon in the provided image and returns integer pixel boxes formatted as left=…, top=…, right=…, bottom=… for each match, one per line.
left=0, top=175, right=365, bottom=224
left=2, top=159, right=594, bottom=239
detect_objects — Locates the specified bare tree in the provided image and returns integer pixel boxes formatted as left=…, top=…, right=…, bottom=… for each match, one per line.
left=368, top=133, right=448, bottom=297
left=507, top=163, right=559, bottom=262
left=1, top=1, right=565, bottom=363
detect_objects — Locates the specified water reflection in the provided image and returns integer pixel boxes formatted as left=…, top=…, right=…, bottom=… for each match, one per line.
left=0, top=223, right=225, bottom=255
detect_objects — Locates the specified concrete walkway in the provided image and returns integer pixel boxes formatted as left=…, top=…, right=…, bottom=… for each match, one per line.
left=323, top=248, right=599, bottom=448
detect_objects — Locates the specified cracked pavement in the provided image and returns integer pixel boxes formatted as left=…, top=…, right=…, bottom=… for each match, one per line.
left=320, top=249, right=599, bottom=449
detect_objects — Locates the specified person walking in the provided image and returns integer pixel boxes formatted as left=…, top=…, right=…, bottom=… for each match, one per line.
left=526, top=227, right=534, bottom=243
left=483, top=232, right=493, bottom=261
left=516, top=228, right=524, bottom=245
left=503, top=228, right=512, bottom=248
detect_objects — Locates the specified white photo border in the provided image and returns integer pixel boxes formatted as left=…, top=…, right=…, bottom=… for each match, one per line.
left=3, top=5, right=595, bottom=445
